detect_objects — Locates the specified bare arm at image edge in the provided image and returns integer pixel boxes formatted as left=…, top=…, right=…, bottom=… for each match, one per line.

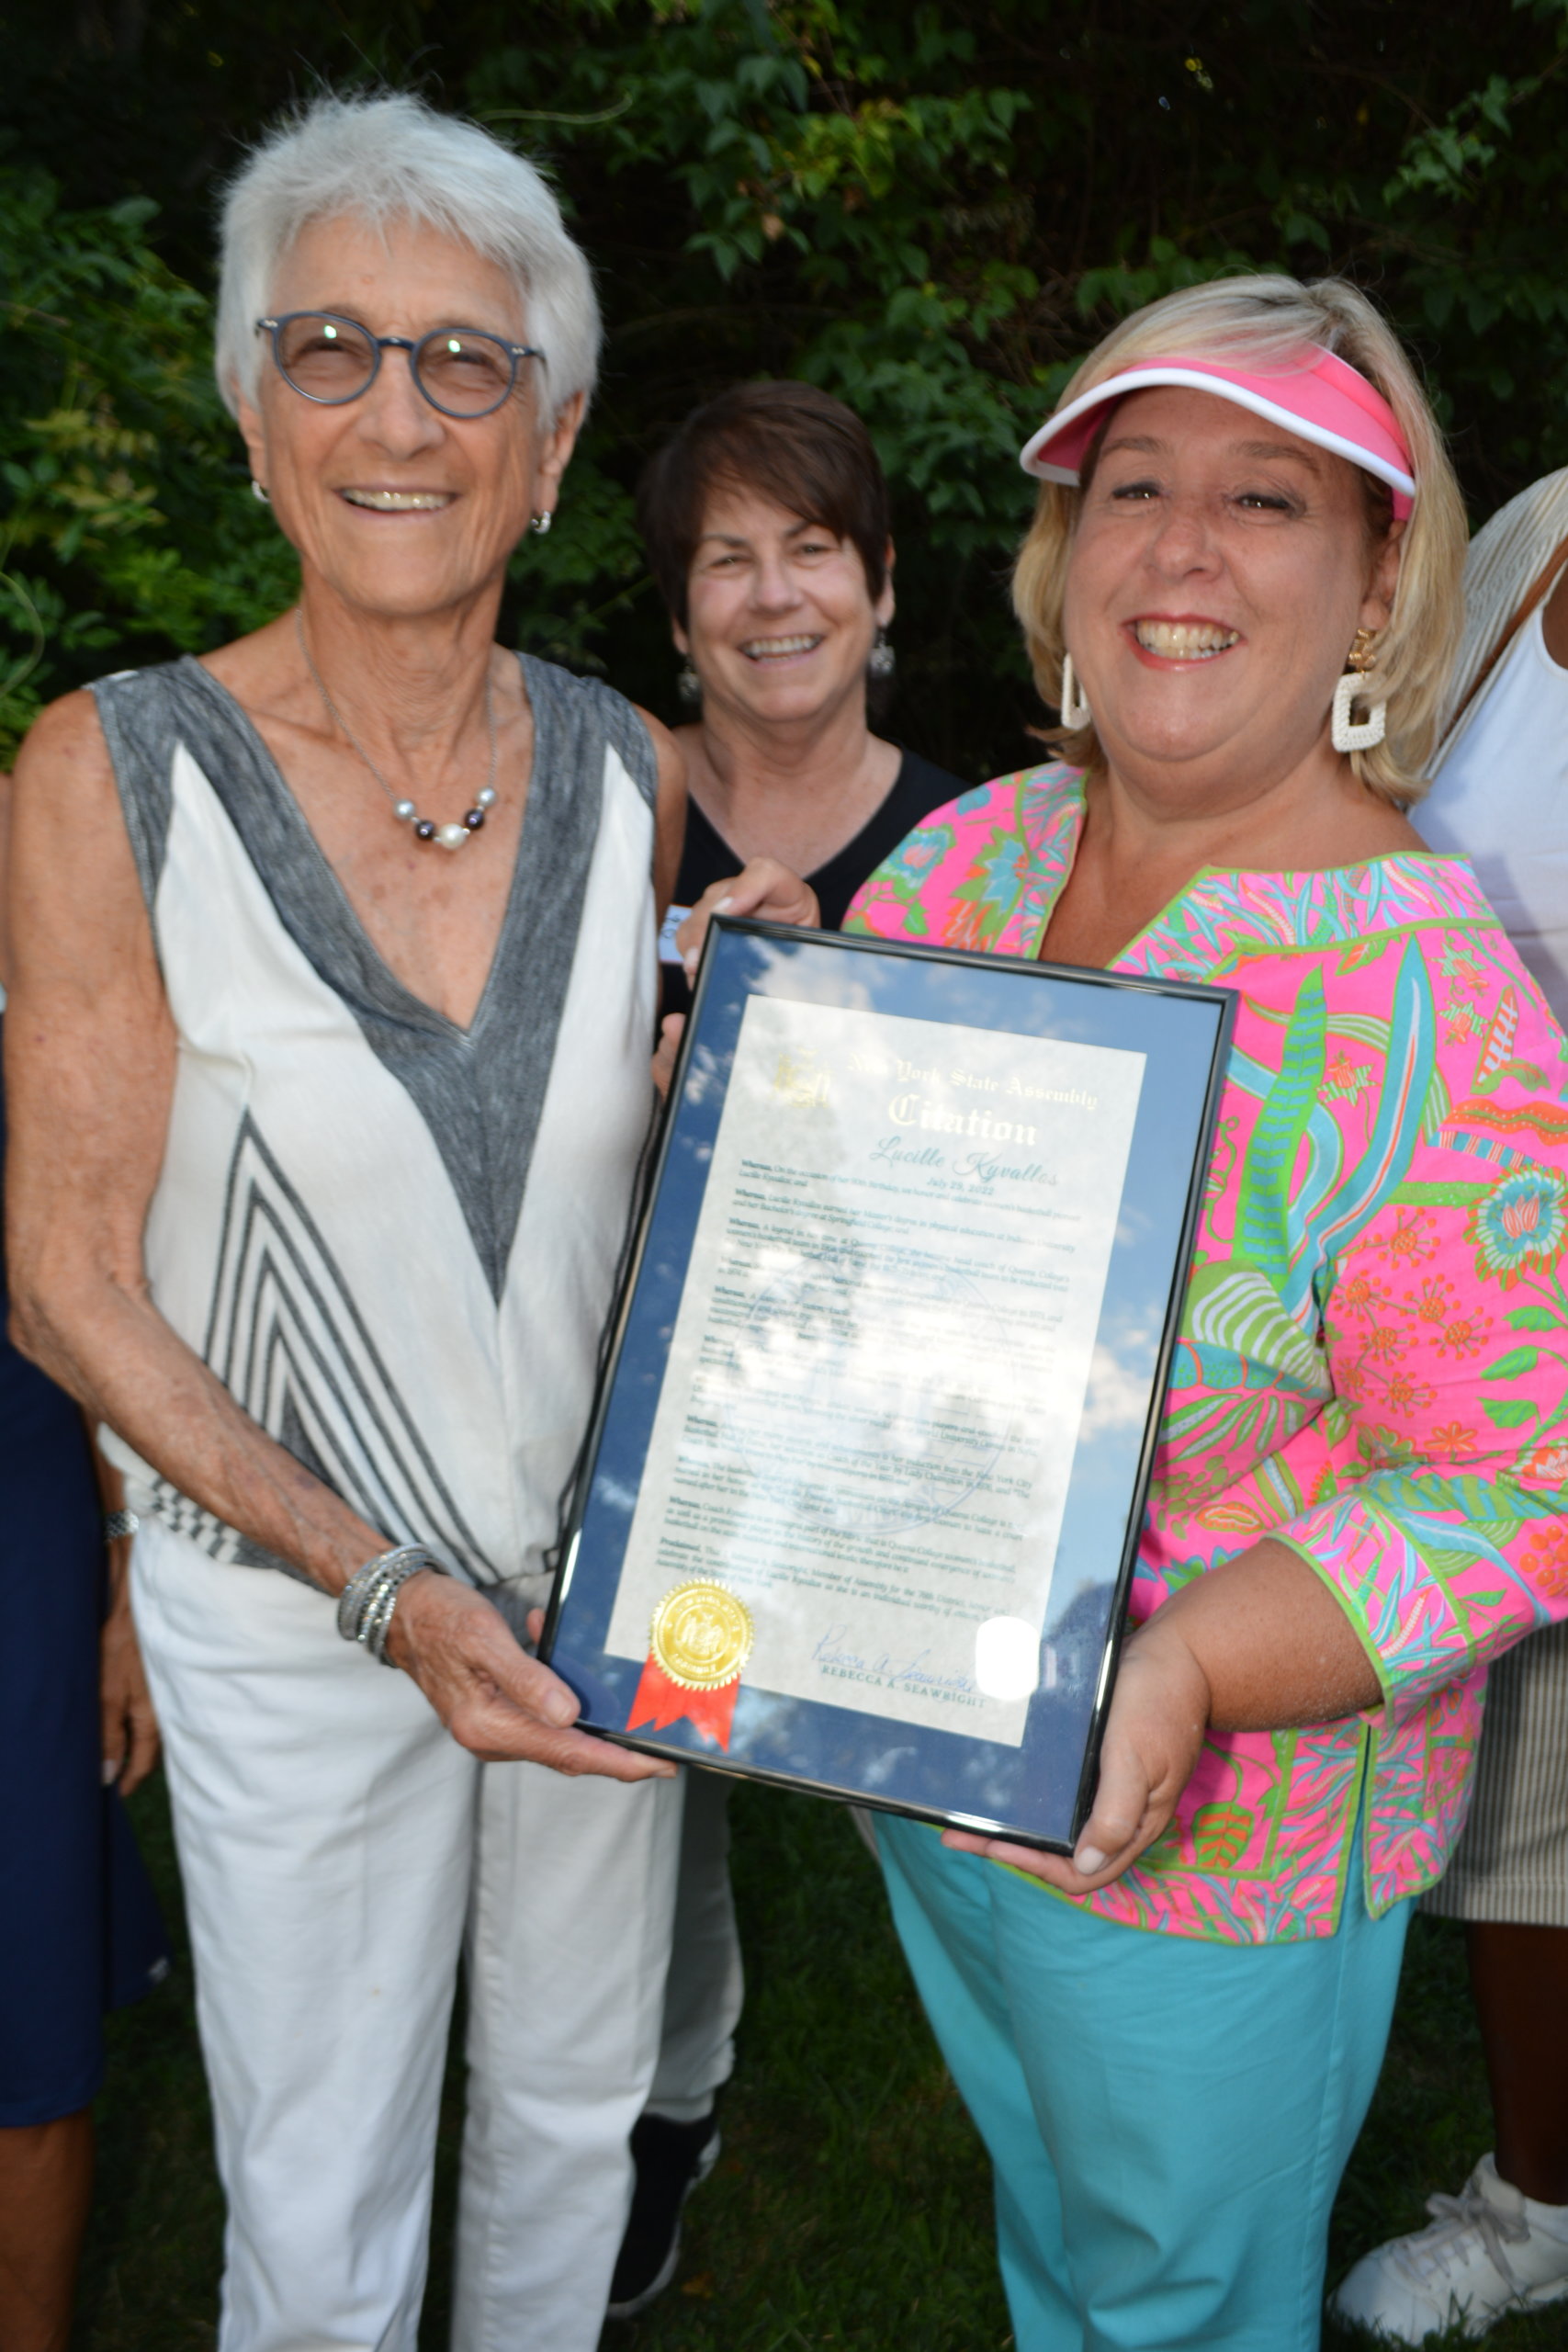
left=5, top=691, right=383, bottom=1595
left=1542, top=559, right=1568, bottom=671
left=92, top=1442, right=161, bottom=1795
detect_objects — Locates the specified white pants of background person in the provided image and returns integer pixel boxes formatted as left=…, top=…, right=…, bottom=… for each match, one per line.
left=646, top=1768, right=745, bottom=2123
left=135, top=1521, right=683, bottom=2352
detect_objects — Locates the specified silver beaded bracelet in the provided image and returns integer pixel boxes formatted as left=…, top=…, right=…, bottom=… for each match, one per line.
left=336, top=1544, right=447, bottom=1665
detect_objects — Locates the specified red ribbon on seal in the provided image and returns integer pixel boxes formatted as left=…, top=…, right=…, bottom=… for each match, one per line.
left=626, top=1656, right=742, bottom=1750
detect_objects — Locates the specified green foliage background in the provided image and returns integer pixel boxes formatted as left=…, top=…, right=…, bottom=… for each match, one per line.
left=4, top=0, right=1568, bottom=773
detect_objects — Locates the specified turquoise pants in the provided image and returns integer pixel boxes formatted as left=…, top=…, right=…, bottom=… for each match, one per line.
left=875, top=1813, right=1410, bottom=2352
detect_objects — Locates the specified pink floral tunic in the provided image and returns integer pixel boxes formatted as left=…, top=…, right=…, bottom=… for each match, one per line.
left=846, top=765, right=1568, bottom=1943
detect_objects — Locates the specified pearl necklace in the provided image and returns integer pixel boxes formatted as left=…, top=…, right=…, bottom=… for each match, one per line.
left=295, top=609, right=498, bottom=850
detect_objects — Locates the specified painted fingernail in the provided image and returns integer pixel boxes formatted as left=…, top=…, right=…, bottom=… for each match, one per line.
left=1074, top=1844, right=1107, bottom=1875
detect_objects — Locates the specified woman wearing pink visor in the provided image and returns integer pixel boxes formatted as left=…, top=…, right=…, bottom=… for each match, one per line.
left=833, top=275, right=1568, bottom=2346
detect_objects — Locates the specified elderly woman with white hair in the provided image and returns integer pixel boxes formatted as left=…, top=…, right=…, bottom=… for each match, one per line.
left=693, top=271, right=1568, bottom=2346
left=3, top=90, right=807, bottom=2352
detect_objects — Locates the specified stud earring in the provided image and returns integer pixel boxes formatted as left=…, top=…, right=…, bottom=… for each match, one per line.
left=529, top=510, right=553, bottom=535
left=251, top=480, right=270, bottom=504
left=867, top=627, right=896, bottom=680
left=677, top=662, right=702, bottom=706
left=1059, top=652, right=1092, bottom=729
left=1331, top=627, right=1386, bottom=753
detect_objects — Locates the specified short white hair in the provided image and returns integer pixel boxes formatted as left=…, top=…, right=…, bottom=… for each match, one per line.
left=215, top=90, right=600, bottom=424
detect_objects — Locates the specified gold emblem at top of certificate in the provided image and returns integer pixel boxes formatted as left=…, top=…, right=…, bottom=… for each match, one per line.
left=649, top=1580, right=754, bottom=1690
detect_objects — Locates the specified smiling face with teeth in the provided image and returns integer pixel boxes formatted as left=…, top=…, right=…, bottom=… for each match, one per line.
left=237, top=212, right=581, bottom=627
left=1060, top=384, right=1403, bottom=809
left=676, top=481, right=895, bottom=736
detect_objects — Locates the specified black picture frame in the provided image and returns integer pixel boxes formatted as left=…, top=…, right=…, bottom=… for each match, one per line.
left=541, top=917, right=1235, bottom=1852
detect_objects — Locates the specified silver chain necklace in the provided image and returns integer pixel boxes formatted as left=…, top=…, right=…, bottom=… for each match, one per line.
left=294, top=608, right=498, bottom=850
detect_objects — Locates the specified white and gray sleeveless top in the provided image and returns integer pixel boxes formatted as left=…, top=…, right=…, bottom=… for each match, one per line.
left=93, top=652, right=659, bottom=1604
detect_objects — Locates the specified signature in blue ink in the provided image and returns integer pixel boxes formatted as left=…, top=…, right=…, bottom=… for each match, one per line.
left=812, top=1625, right=976, bottom=1696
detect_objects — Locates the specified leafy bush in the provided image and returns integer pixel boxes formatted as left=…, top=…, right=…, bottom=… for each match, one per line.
left=0, top=169, right=296, bottom=758
left=6, top=0, right=1568, bottom=775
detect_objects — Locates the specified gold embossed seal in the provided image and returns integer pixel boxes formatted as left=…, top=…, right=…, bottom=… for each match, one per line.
left=649, top=1579, right=754, bottom=1691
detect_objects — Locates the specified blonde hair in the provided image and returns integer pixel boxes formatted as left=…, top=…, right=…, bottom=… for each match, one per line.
left=1010, top=274, right=1467, bottom=805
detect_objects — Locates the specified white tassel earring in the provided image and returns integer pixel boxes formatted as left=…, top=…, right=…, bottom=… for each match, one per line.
left=1331, top=628, right=1387, bottom=753
left=1060, top=652, right=1092, bottom=729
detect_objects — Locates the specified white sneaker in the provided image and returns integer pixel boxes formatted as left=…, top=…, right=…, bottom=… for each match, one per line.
left=1330, top=2154, right=1568, bottom=2343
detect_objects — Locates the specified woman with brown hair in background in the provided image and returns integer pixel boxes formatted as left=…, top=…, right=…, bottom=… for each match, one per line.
left=644, top=380, right=965, bottom=1013
left=611, top=379, right=966, bottom=2316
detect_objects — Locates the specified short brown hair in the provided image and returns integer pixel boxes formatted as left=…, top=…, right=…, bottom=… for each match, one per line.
left=637, top=379, right=891, bottom=628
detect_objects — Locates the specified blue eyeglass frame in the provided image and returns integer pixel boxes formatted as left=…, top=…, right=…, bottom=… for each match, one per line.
left=254, top=311, right=546, bottom=419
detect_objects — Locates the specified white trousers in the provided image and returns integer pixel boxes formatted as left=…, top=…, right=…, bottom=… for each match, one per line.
left=133, top=1521, right=682, bottom=2352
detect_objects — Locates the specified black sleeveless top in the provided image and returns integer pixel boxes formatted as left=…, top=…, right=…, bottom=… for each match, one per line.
left=661, top=745, right=967, bottom=1017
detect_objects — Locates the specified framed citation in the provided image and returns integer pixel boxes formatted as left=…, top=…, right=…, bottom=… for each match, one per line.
left=541, top=918, right=1235, bottom=1852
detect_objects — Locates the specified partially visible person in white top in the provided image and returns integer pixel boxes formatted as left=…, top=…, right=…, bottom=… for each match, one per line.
left=1332, top=467, right=1568, bottom=2345
left=1423, top=475, right=1568, bottom=1018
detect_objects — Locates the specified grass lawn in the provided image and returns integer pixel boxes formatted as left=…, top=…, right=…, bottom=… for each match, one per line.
left=74, top=1773, right=1568, bottom=2351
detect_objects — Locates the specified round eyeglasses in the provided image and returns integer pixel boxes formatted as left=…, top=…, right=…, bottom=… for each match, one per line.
left=254, top=311, right=545, bottom=420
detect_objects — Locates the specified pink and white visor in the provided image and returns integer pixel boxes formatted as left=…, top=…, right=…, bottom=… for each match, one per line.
left=1019, top=346, right=1416, bottom=517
